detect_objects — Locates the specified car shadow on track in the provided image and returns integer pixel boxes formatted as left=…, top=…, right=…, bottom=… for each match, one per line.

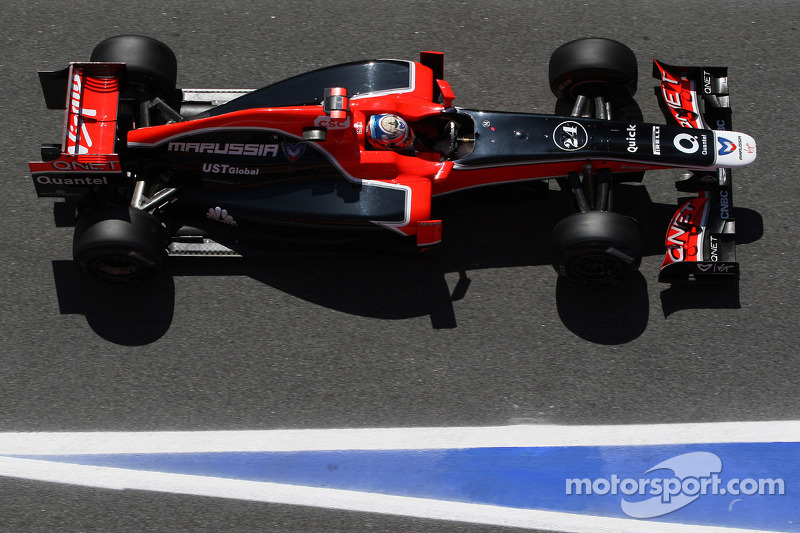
left=658, top=204, right=763, bottom=318
left=555, top=273, right=650, bottom=344
left=52, top=260, right=176, bottom=346
left=50, top=183, right=763, bottom=345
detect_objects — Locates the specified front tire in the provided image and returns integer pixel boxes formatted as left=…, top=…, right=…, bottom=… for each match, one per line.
left=551, top=211, right=642, bottom=284
left=549, top=38, right=638, bottom=100
left=73, top=206, right=166, bottom=282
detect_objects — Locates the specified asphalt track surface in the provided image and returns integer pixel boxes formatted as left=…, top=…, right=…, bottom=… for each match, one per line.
left=2, top=1, right=799, bottom=531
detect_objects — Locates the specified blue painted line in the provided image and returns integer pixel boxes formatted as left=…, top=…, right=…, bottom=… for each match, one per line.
left=16, top=442, right=799, bottom=531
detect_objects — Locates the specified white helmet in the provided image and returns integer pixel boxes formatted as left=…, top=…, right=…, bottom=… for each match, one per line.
left=367, top=114, right=414, bottom=151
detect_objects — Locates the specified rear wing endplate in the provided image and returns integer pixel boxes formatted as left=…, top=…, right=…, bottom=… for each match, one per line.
left=30, top=62, right=125, bottom=198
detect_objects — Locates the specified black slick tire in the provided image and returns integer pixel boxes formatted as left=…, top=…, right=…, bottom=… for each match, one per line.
left=549, top=38, right=638, bottom=100
left=90, top=35, right=177, bottom=95
left=551, top=211, right=642, bottom=284
left=73, top=206, right=166, bottom=282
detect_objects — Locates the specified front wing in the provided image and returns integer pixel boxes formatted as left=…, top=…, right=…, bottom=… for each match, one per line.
left=654, top=60, right=752, bottom=283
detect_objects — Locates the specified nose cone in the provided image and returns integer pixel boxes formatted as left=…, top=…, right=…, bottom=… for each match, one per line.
left=714, top=131, right=757, bottom=168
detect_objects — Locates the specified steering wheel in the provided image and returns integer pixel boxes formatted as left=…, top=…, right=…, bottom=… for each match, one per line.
left=447, top=121, right=458, bottom=158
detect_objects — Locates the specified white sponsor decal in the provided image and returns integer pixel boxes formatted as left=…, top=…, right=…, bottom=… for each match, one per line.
left=50, top=160, right=120, bottom=171
left=626, top=125, right=638, bottom=153
left=314, top=116, right=351, bottom=129
left=66, top=72, right=98, bottom=155
left=202, top=163, right=260, bottom=176
left=652, top=126, right=661, bottom=155
left=566, top=451, right=785, bottom=519
left=35, top=175, right=109, bottom=186
left=168, top=142, right=279, bottom=157
left=206, top=206, right=237, bottom=226
left=673, top=133, right=699, bottom=154
left=553, top=121, right=588, bottom=151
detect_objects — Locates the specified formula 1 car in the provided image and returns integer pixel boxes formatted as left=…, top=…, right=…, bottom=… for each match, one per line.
left=30, top=36, right=756, bottom=284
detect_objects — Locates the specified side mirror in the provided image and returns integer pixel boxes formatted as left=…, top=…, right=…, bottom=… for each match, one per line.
left=323, top=87, right=349, bottom=119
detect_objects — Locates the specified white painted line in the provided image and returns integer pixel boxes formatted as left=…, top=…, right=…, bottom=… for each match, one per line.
left=0, top=421, right=798, bottom=455
left=0, top=456, right=768, bottom=533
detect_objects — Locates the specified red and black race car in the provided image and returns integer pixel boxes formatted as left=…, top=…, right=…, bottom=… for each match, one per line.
left=30, top=36, right=755, bottom=284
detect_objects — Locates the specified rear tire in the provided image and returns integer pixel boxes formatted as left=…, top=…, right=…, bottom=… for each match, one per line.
left=549, top=38, right=637, bottom=100
left=551, top=211, right=642, bottom=284
left=73, top=206, right=166, bottom=282
left=90, top=35, right=177, bottom=95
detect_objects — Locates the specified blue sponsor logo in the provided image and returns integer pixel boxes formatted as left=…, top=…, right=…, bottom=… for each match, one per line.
left=718, top=137, right=737, bottom=156
left=282, top=142, right=306, bottom=162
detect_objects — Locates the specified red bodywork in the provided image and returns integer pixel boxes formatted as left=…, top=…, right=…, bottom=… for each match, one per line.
left=120, top=53, right=692, bottom=240
left=29, top=50, right=754, bottom=282
left=126, top=56, right=452, bottom=240
left=654, top=59, right=705, bottom=130
left=29, top=63, right=125, bottom=198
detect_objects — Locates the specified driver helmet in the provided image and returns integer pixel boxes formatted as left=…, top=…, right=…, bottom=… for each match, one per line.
left=367, top=114, right=414, bottom=151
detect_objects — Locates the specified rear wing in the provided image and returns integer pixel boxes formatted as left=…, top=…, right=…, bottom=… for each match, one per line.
left=29, top=62, right=125, bottom=198
left=654, top=60, right=755, bottom=283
